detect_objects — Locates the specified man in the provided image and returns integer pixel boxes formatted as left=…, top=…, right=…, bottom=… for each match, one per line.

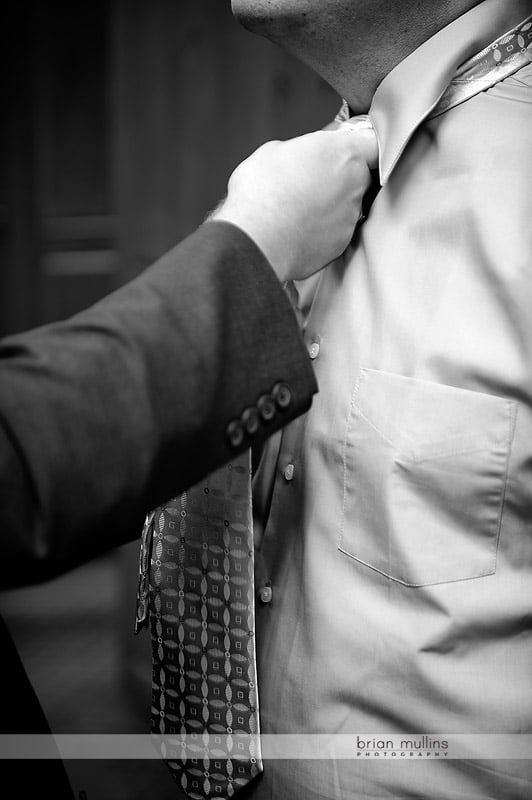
left=224, top=1, right=531, bottom=798
left=0, top=125, right=376, bottom=797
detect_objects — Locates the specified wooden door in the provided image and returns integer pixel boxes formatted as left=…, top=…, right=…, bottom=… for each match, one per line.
left=2, top=2, right=117, bottom=336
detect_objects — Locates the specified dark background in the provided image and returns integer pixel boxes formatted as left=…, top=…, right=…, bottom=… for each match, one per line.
left=0, top=2, right=337, bottom=798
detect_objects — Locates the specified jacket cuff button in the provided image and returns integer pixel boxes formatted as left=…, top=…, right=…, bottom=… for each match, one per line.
left=226, top=419, right=245, bottom=449
left=242, top=407, right=260, bottom=435
left=257, top=394, right=276, bottom=422
left=272, top=382, right=292, bottom=409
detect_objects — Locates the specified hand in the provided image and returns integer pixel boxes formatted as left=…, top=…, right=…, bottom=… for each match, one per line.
left=210, top=118, right=378, bottom=283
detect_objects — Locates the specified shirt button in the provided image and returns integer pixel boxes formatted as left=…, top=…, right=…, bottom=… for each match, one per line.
left=226, top=419, right=245, bottom=449
left=272, top=382, right=292, bottom=409
left=308, top=341, right=320, bottom=360
left=259, top=585, right=272, bottom=604
left=283, top=463, right=295, bottom=481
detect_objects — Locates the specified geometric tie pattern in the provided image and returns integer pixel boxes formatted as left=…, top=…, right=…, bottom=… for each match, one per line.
left=430, top=13, right=532, bottom=118
left=137, top=453, right=262, bottom=799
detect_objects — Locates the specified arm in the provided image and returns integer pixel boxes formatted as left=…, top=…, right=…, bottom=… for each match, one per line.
left=0, top=222, right=314, bottom=586
left=0, top=122, right=378, bottom=587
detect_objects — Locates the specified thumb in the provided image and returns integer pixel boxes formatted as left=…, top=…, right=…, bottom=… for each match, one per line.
left=336, top=115, right=379, bottom=171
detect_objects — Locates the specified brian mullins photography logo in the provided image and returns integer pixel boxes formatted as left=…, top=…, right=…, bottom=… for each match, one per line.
left=356, top=736, right=449, bottom=758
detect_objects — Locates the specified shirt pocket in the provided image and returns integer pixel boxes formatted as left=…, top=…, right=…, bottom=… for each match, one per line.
left=339, top=368, right=516, bottom=587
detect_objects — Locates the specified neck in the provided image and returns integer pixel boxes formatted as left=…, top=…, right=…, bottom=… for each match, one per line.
left=242, top=1, right=484, bottom=113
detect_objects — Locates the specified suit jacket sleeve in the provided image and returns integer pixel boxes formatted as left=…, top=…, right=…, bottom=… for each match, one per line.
left=0, top=221, right=317, bottom=588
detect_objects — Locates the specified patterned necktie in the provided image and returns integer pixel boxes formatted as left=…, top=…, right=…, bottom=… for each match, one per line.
left=430, top=13, right=532, bottom=118
left=136, top=452, right=262, bottom=799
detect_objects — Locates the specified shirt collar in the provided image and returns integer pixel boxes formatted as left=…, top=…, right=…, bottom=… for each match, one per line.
left=369, top=0, right=532, bottom=185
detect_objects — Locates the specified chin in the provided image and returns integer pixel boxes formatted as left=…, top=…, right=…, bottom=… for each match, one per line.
left=231, top=0, right=271, bottom=29
left=231, top=0, right=308, bottom=37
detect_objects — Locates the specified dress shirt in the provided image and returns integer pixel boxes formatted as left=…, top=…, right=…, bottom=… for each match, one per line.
left=250, top=1, right=532, bottom=798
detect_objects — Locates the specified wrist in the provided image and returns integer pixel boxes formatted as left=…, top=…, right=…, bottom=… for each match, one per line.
left=211, top=202, right=292, bottom=283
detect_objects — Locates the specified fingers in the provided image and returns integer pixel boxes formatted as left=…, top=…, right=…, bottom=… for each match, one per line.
left=210, top=120, right=380, bottom=283
left=336, top=115, right=379, bottom=171
left=336, top=114, right=373, bottom=132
